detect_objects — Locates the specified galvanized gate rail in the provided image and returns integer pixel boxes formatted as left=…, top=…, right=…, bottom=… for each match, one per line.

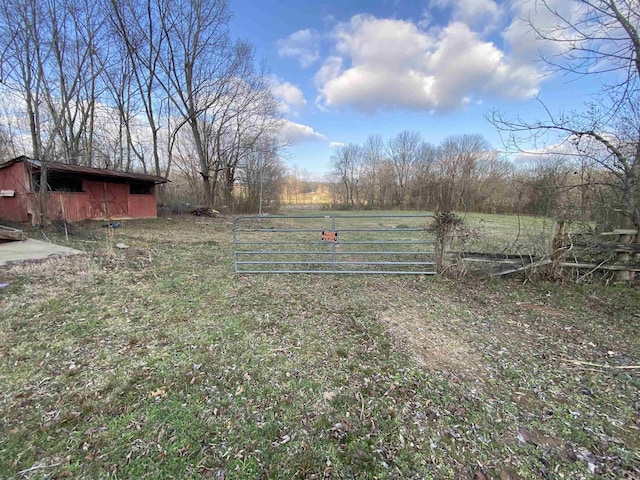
left=233, top=214, right=436, bottom=274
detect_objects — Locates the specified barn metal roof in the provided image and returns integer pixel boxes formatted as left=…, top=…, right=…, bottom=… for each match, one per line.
left=0, top=156, right=169, bottom=184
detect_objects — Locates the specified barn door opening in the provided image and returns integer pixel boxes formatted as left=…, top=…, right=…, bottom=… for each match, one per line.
left=86, top=181, right=129, bottom=219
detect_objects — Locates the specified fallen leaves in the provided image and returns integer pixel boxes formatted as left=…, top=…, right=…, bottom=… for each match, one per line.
left=148, top=387, right=167, bottom=399
left=447, top=404, right=466, bottom=418
left=83, top=426, right=107, bottom=436
left=271, top=433, right=291, bottom=447
left=329, top=420, right=352, bottom=442
left=322, top=391, right=337, bottom=402
left=473, top=467, right=490, bottom=480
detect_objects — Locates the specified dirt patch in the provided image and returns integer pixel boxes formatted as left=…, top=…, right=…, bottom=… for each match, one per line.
left=381, top=307, right=488, bottom=382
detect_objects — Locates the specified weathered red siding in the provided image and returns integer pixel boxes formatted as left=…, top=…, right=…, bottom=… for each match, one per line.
left=46, top=192, right=90, bottom=222
left=0, top=160, right=160, bottom=223
left=35, top=189, right=155, bottom=222
left=0, top=162, right=32, bottom=222
left=129, top=194, right=158, bottom=218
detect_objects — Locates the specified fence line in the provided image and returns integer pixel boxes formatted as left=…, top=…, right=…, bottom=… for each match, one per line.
left=233, top=214, right=437, bottom=275
left=455, top=221, right=640, bottom=279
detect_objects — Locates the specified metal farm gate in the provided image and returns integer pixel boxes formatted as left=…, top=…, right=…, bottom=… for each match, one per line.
left=233, top=214, right=436, bottom=275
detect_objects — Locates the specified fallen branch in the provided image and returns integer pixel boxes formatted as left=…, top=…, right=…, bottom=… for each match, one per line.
left=576, top=258, right=610, bottom=282
left=562, top=358, right=640, bottom=370
left=18, top=462, right=61, bottom=476
left=490, top=257, right=551, bottom=277
left=560, top=262, right=640, bottom=272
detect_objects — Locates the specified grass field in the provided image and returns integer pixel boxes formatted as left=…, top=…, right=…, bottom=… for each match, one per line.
left=1, top=214, right=639, bottom=479
left=282, top=208, right=556, bottom=255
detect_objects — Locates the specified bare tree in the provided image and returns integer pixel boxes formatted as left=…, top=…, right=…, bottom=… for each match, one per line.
left=410, top=141, right=437, bottom=210
left=39, top=0, right=105, bottom=164
left=1, top=0, right=108, bottom=164
left=236, top=141, right=286, bottom=213
left=180, top=57, right=281, bottom=208
left=153, top=0, right=280, bottom=207
left=490, top=0, right=640, bottom=229
left=217, top=59, right=282, bottom=208
left=171, top=131, right=207, bottom=204
left=515, top=155, right=577, bottom=217
left=331, top=132, right=504, bottom=212
left=283, top=166, right=314, bottom=204
left=472, top=151, right=514, bottom=213
left=0, top=93, right=25, bottom=158
left=386, top=131, right=426, bottom=208
left=361, top=134, right=385, bottom=207
left=100, top=44, right=140, bottom=171
left=435, top=134, right=491, bottom=211
left=0, top=125, right=17, bottom=159
left=1, top=0, right=283, bottom=217
left=156, top=0, right=232, bottom=206
left=0, top=0, right=47, bottom=159
left=331, top=143, right=363, bottom=208
left=106, top=0, right=168, bottom=176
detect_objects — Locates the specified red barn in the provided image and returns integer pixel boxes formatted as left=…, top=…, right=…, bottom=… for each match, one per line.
left=0, top=156, right=168, bottom=224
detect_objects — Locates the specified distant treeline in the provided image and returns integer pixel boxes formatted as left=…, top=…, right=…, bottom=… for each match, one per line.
left=328, top=131, right=623, bottom=229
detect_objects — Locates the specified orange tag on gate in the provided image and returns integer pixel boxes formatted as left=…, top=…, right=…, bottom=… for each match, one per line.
left=321, top=230, right=338, bottom=242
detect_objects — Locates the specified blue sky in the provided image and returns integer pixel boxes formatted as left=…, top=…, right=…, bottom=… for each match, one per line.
left=230, top=0, right=598, bottom=177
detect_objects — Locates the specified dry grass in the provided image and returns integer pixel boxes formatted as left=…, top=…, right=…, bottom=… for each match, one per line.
left=1, top=215, right=639, bottom=479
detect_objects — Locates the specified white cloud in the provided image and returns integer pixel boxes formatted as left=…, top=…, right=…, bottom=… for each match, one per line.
left=276, top=29, right=321, bottom=68
left=270, top=78, right=306, bottom=115
left=315, top=14, right=542, bottom=113
left=278, top=120, right=327, bottom=144
left=503, top=0, right=584, bottom=66
left=315, top=56, right=343, bottom=87
left=429, top=0, right=503, bottom=33
left=329, top=141, right=346, bottom=148
left=456, top=0, right=502, bottom=31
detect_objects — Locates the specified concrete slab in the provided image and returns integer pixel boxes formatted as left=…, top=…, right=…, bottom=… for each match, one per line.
left=0, top=239, right=82, bottom=267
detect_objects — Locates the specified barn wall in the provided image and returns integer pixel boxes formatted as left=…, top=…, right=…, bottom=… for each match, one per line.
left=128, top=195, right=158, bottom=218
left=46, top=192, right=90, bottom=222
left=43, top=187, right=157, bottom=221
left=0, top=161, right=160, bottom=223
left=0, top=196, right=30, bottom=222
left=0, top=162, right=32, bottom=222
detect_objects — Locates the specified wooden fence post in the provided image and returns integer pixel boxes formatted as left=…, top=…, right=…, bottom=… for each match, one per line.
left=615, top=230, right=637, bottom=281
left=550, top=220, right=565, bottom=259
left=436, top=226, right=452, bottom=273
left=549, top=220, right=565, bottom=274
